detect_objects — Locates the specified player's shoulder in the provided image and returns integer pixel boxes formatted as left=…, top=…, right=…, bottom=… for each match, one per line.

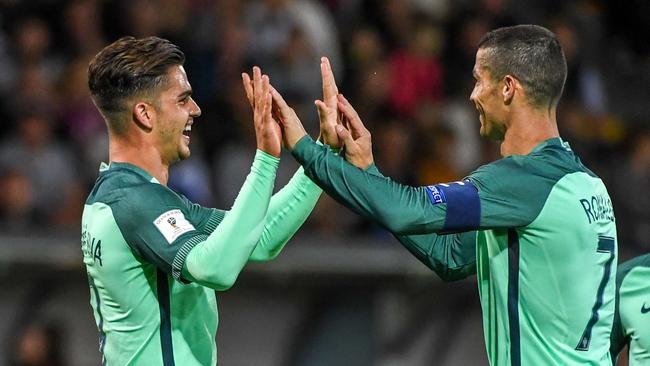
left=470, top=138, right=598, bottom=184
left=86, top=162, right=183, bottom=209
left=617, top=253, right=650, bottom=284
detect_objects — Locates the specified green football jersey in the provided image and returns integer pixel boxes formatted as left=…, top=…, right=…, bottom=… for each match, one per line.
left=292, top=136, right=617, bottom=366
left=82, top=162, right=224, bottom=366
left=82, top=152, right=321, bottom=366
left=610, top=253, right=650, bottom=365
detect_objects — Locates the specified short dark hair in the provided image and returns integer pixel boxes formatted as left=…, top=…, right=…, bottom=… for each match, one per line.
left=88, top=36, right=185, bottom=134
left=477, top=25, right=567, bottom=108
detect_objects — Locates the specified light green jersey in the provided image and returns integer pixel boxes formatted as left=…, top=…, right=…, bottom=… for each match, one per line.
left=82, top=162, right=225, bottom=366
left=610, top=253, right=650, bottom=365
left=292, top=136, right=618, bottom=366
left=82, top=151, right=321, bottom=365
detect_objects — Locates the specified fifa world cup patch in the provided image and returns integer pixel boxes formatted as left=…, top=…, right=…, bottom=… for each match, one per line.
left=154, top=209, right=195, bottom=244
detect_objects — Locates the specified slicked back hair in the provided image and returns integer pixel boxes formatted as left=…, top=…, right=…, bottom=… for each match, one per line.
left=478, top=25, right=567, bottom=109
left=88, top=36, right=185, bottom=134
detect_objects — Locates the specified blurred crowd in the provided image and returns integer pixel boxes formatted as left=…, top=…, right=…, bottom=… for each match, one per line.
left=0, top=0, right=648, bottom=258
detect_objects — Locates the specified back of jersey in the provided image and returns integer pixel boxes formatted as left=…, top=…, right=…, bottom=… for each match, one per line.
left=473, top=139, right=617, bottom=366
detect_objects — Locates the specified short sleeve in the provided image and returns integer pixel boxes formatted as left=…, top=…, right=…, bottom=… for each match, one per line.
left=110, top=183, right=213, bottom=281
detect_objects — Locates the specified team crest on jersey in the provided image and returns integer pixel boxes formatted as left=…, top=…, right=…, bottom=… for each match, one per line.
left=154, top=209, right=195, bottom=244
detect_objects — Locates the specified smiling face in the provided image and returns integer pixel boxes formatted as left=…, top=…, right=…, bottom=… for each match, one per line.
left=470, top=48, right=507, bottom=141
left=152, top=65, right=201, bottom=164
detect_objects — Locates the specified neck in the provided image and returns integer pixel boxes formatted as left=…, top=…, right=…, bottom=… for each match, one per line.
left=500, top=107, right=560, bottom=157
left=109, top=135, right=170, bottom=185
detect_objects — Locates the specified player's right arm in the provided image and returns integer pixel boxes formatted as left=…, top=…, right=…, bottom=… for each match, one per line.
left=182, top=67, right=281, bottom=289
left=366, top=164, right=477, bottom=281
left=270, top=81, right=478, bottom=279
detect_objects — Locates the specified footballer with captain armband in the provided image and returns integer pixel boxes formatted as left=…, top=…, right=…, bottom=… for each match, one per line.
left=270, top=25, right=619, bottom=366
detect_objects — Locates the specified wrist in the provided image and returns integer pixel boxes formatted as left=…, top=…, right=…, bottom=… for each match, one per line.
left=289, top=133, right=308, bottom=151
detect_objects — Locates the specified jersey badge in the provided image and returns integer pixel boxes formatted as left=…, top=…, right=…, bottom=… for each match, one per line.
left=154, top=209, right=195, bottom=244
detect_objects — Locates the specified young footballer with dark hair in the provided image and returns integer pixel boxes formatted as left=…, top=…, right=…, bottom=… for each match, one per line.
left=83, top=36, right=322, bottom=365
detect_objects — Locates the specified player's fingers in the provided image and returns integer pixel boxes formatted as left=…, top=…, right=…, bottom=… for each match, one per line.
left=315, top=100, right=335, bottom=125
left=270, top=85, right=289, bottom=112
left=253, top=66, right=262, bottom=107
left=336, top=124, right=355, bottom=149
left=337, top=94, right=368, bottom=135
left=320, top=61, right=330, bottom=101
left=262, top=75, right=272, bottom=119
left=321, top=57, right=338, bottom=106
left=323, top=57, right=338, bottom=92
left=241, top=73, right=254, bottom=107
left=315, top=99, right=326, bottom=123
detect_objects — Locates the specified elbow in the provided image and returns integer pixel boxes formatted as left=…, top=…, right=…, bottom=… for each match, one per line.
left=438, top=272, right=463, bottom=282
left=382, top=217, right=415, bottom=235
left=250, top=250, right=279, bottom=262
left=211, top=273, right=238, bottom=291
left=435, top=266, right=474, bottom=282
left=191, top=268, right=239, bottom=291
left=373, top=210, right=408, bottom=234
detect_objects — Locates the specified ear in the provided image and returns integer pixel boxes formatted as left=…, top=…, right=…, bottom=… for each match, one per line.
left=133, top=102, right=154, bottom=132
left=502, top=75, right=517, bottom=105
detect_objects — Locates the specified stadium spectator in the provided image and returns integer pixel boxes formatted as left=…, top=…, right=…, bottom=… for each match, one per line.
left=612, top=130, right=650, bottom=259
left=0, top=109, right=82, bottom=227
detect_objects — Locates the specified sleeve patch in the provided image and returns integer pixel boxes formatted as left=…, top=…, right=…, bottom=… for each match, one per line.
left=425, top=181, right=481, bottom=232
left=425, top=185, right=447, bottom=204
left=153, top=209, right=195, bottom=244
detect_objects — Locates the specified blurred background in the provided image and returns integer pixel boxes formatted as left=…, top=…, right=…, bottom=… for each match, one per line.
left=0, top=0, right=648, bottom=365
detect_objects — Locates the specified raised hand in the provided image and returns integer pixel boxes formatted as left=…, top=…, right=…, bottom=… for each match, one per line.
left=241, top=67, right=282, bottom=158
left=314, top=56, right=343, bottom=149
left=335, top=94, right=374, bottom=169
left=269, top=85, right=308, bottom=150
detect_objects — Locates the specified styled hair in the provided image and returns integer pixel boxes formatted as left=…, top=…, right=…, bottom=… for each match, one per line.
left=478, top=25, right=567, bottom=108
left=87, top=36, right=185, bottom=134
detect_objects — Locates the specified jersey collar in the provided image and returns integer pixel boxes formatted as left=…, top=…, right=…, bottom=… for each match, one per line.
left=530, top=137, right=571, bottom=154
left=99, top=162, right=161, bottom=184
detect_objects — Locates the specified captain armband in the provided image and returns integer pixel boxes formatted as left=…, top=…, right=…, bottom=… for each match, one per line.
left=424, top=180, right=480, bottom=232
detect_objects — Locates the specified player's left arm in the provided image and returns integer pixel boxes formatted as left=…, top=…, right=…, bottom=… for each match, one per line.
left=184, top=168, right=321, bottom=262
left=248, top=166, right=322, bottom=261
